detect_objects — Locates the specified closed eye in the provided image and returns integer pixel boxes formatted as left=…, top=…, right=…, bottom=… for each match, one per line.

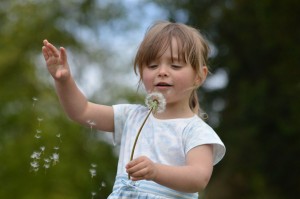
left=147, top=64, right=158, bottom=69
left=171, top=64, right=183, bottom=69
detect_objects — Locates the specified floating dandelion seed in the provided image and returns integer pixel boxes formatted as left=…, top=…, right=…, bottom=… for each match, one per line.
left=91, top=192, right=97, bottom=199
left=87, top=120, right=96, bottom=133
left=53, top=146, right=60, bottom=150
left=40, top=146, right=45, bottom=153
left=43, top=163, right=50, bottom=173
left=37, top=117, right=43, bottom=127
left=31, top=151, right=41, bottom=159
left=43, top=162, right=50, bottom=174
left=89, top=163, right=97, bottom=178
left=87, top=120, right=96, bottom=126
left=35, top=129, right=42, bottom=139
left=99, top=181, right=106, bottom=191
left=44, top=163, right=50, bottom=169
left=30, top=161, right=39, bottom=172
left=89, top=168, right=97, bottom=178
left=32, top=97, right=38, bottom=107
left=36, top=129, right=42, bottom=134
left=128, top=92, right=166, bottom=179
left=32, top=97, right=38, bottom=101
left=56, top=133, right=62, bottom=142
left=51, top=153, right=59, bottom=165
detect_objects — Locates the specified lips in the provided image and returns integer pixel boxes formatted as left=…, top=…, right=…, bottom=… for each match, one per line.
left=156, top=82, right=172, bottom=86
left=155, top=82, right=173, bottom=89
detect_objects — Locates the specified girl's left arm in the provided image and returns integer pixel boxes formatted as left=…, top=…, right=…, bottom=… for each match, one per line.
left=126, top=144, right=214, bottom=193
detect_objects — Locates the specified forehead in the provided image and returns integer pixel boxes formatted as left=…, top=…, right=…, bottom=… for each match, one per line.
left=158, top=38, right=182, bottom=59
left=147, top=36, right=185, bottom=64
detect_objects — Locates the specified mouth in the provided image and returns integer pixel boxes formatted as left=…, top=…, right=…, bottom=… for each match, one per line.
left=155, top=82, right=173, bottom=88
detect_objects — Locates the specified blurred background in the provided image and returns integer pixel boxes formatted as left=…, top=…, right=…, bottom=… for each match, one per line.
left=0, top=0, right=299, bottom=198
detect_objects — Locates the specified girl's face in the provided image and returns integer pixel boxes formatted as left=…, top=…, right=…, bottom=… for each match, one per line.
left=142, top=38, right=201, bottom=110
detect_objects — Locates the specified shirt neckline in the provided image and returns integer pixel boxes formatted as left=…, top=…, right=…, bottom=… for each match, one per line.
left=150, top=112, right=198, bottom=122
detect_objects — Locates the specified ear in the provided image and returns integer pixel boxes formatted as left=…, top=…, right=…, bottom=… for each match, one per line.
left=195, top=66, right=208, bottom=86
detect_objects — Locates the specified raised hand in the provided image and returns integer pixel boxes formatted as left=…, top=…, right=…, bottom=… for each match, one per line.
left=42, top=40, right=70, bottom=81
left=126, top=156, right=158, bottom=181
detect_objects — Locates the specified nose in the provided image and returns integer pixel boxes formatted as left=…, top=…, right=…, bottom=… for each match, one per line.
left=158, top=65, right=169, bottom=77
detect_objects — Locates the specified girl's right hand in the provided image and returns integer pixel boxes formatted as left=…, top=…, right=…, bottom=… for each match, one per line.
left=42, top=40, right=71, bottom=82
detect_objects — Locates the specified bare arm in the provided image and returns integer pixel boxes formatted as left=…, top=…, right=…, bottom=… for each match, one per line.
left=42, top=40, right=114, bottom=132
left=126, top=144, right=214, bottom=193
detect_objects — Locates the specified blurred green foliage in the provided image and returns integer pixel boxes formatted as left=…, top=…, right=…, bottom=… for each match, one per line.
left=0, top=0, right=137, bottom=198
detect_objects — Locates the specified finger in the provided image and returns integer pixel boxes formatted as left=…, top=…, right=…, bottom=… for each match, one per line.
left=42, top=46, right=49, bottom=60
left=43, top=39, right=48, bottom=46
left=130, top=168, right=146, bottom=177
left=127, top=156, right=146, bottom=168
left=127, top=161, right=147, bottom=177
left=126, top=160, right=141, bottom=171
left=44, top=41, right=59, bottom=57
left=42, top=39, right=54, bottom=57
left=60, top=47, right=68, bottom=65
left=131, top=167, right=154, bottom=182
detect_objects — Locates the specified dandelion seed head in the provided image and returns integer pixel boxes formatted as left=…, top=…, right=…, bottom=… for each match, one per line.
left=34, top=134, right=41, bottom=139
left=145, top=92, right=166, bottom=113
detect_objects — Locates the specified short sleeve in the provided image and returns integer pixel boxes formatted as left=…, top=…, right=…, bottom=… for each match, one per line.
left=112, top=104, right=128, bottom=146
left=183, top=119, right=226, bottom=165
left=112, top=104, right=141, bottom=146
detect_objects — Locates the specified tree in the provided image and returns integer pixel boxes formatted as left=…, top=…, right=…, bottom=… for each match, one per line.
left=153, top=0, right=300, bottom=198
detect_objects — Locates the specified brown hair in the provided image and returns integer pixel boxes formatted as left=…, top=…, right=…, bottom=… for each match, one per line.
left=134, top=21, right=210, bottom=116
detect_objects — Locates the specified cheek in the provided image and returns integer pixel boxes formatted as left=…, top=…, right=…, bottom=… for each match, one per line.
left=141, top=72, right=153, bottom=91
left=176, top=75, right=195, bottom=88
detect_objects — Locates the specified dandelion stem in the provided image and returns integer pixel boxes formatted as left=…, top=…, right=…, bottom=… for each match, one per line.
left=128, top=106, right=154, bottom=179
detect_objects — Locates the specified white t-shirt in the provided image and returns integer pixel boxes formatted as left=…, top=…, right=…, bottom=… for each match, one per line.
left=108, top=104, right=225, bottom=199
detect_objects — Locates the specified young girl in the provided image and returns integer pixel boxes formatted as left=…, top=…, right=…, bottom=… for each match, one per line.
left=42, top=21, right=225, bottom=199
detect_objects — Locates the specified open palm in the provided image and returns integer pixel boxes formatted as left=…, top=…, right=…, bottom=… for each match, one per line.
left=42, top=40, right=70, bottom=81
